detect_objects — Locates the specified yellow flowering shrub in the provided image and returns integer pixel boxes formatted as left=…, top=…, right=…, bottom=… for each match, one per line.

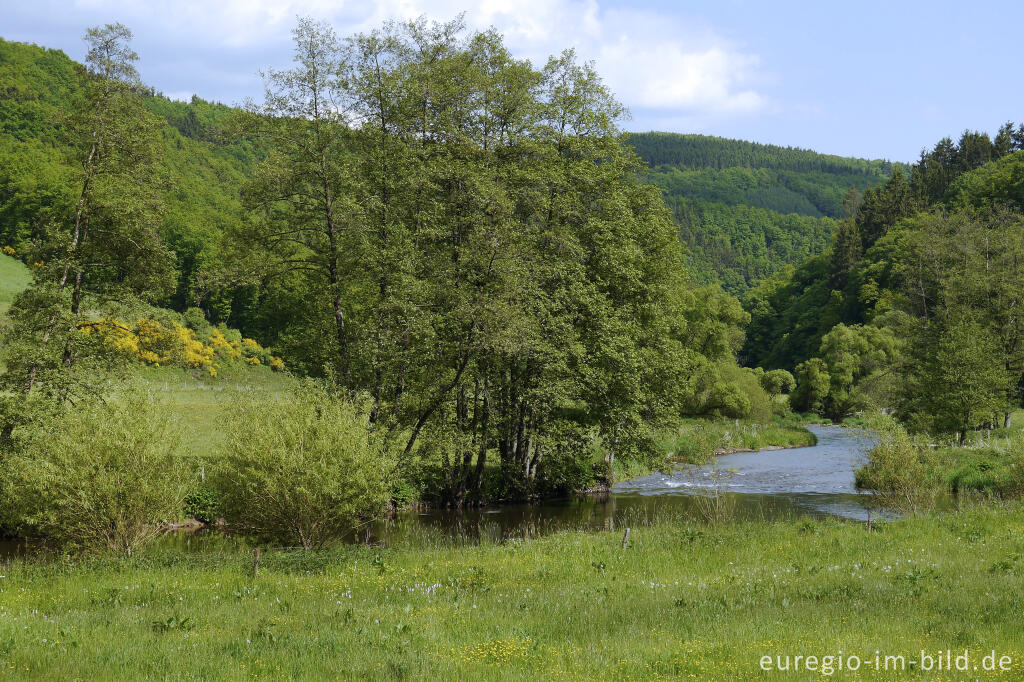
left=80, top=316, right=284, bottom=375
left=208, top=328, right=242, bottom=361
left=2, top=245, right=15, bottom=255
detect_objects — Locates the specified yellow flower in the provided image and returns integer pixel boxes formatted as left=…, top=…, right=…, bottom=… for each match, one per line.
left=2, top=245, right=15, bottom=255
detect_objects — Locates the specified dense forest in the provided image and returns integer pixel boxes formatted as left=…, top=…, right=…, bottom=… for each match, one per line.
left=628, top=132, right=895, bottom=292
left=744, top=124, right=1024, bottom=437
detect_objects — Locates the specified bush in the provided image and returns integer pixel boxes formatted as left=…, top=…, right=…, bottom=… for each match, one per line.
left=854, top=417, right=945, bottom=514
left=0, top=396, right=190, bottom=555
left=212, top=383, right=394, bottom=549
left=182, top=482, right=220, bottom=524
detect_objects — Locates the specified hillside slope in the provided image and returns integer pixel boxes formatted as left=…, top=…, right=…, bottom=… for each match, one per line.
left=628, top=132, right=895, bottom=292
left=0, top=37, right=255, bottom=317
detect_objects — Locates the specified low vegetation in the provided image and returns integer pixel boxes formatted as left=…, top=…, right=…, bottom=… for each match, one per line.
left=857, top=413, right=1024, bottom=506
left=213, top=384, right=394, bottom=549
left=1, top=506, right=1022, bottom=679
left=658, top=415, right=818, bottom=464
left=0, top=394, right=190, bottom=555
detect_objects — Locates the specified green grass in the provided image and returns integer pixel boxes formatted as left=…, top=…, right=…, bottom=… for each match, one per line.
left=135, top=365, right=300, bottom=459
left=1, top=505, right=1023, bottom=679
left=658, top=415, right=818, bottom=464
left=0, top=252, right=31, bottom=318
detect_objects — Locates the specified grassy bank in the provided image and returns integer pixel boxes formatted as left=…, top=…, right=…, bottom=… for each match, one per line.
left=657, top=415, right=819, bottom=465
left=1, top=505, right=1022, bottom=679
left=856, top=411, right=1024, bottom=500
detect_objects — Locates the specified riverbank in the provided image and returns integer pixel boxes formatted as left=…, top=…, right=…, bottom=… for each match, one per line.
left=854, top=413, right=1024, bottom=507
left=657, top=415, right=819, bottom=465
left=2, top=503, right=1021, bottom=679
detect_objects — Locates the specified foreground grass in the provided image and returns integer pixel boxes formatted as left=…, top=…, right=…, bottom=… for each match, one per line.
left=2, top=505, right=1023, bottom=680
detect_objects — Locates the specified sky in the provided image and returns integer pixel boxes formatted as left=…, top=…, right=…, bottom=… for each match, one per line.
left=3, top=0, right=1022, bottom=162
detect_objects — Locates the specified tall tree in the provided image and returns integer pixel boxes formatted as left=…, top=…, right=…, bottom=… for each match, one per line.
left=1, top=23, right=173, bottom=436
left=230, top=18, right=715, bottom=503
left=227, top=18, right=359, bottom=385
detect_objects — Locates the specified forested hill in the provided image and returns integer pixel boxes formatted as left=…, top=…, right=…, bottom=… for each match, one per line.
left=0, top=37, right=255, bottom=316
left=1, top=35, right=891, bottom=311
left=627, top=132, right=895, bottom=293
left=630, top=132, right=895, bottom=181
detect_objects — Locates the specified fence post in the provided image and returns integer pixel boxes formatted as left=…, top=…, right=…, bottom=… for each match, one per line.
left=621, top=527, right=630, bottom=549
left=253, top=548, right=260, bottom=578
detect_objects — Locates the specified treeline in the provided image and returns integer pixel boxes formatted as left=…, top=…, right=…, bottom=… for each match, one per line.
left=629, top=132, right=897, bottom=176
left=744, top=125, right=1024, bottom=439
left=628, top=132, right=893, bottom=294
left=0, top=20, right=791, bottom=518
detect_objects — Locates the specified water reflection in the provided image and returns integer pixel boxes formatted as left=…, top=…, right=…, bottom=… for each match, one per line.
left=388, top=426, right=881, bottom=543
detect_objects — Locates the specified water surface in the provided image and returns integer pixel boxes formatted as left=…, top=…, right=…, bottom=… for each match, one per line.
left=394, top=425, right=878, bottom=542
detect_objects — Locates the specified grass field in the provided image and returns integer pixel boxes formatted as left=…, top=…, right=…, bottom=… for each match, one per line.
left=0, top=252, right=30, bottom=319
left=1, top=504, right=1022, bottom=680
left=135, top=365, right=299, bottom=460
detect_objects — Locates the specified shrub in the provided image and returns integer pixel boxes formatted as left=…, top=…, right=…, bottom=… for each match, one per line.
left=0, top=396, right=190, bottom=555
left=181, top=307, right=212, bottom=337
left=182, top=482, right=220, bottom=524
left=855, top=417, right=945, bottom=514
left=213, top=383, right=394, bottom=549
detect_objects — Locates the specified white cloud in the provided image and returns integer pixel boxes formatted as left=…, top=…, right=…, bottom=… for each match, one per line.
left=67, top=0, right=768, bottom=117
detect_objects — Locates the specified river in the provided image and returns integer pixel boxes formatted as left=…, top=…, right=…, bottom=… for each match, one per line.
left=385, top=425, right=878, bottom=543
left=0, top=425, right=878, bottom=556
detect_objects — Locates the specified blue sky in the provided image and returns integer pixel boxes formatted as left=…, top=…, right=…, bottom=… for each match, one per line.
left=3, top=0, right=1022, bottom=161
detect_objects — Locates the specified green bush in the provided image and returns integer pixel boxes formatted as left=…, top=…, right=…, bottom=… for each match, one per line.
left=182, top=482, right=220, bottom=524
left=0, top=396, right=190, bottom=555
left=181, top=306, right=213, bottom=338
left=212, top=383, right=394, bottom=549
left=855, top=417, right=945, bottom=514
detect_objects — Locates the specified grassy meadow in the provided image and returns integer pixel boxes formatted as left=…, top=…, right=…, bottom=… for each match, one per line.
left=0, top=253, right=30, bottom=320
left=1, top=505, right=1023, bottom=680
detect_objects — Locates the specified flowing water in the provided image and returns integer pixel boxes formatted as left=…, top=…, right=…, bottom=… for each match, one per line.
left=0, top=425, right=879, bottom=556
left=386, top=425, right=879, bottom=543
